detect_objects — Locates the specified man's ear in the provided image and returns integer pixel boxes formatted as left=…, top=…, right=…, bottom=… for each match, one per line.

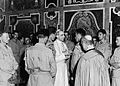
left=36, top=36, right=38, bottom=39
left=103, top=34, right=106, bottom=37
left=45, top=36, right=48, bottom=40
left=56, top=35, right=59, bottom=38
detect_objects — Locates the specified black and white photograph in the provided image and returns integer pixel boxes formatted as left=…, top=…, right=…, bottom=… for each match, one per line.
left=0, top=0, right=120, bottom=86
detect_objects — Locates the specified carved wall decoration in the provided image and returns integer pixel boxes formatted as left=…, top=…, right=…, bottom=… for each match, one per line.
left=113, top=6, right=120, bottom=16
left=45, top=0, right=58, bottom=8
left=0, top=0, right=5, bottom=32
left=16, top=20, right=34, bottom=37
left=9, top=13, right=40, bottom=36
left=64, top=0, right=104, bottom=6
left=0, top=7, right=5, bottom=32
left=44, top=2, right=59, bottom=29
left=9, top=0, right=41, bottom=11
left=0, top=0, right=5, bottom=11
left=44, top=11, right=59, bottom=29
left=64, top=9, right=103, bottom=36
left=111, top=0, right=120, bottom=2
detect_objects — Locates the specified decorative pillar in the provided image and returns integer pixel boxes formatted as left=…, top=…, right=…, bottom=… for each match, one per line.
left=104, top=0, right=110, bottom=42
left=59, top=0, right=64, bottom=31
left=31, top=14, right=39, bottom=33
left=4, top=0, right=10, bottom=32
left=10, top=16, right=17, bottom=32
left=39, top=0, right=45, bottom=29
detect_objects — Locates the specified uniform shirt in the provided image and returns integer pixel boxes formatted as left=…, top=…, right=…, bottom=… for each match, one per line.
left=8, top=39, right=21, bottom=64
left=71, top=43, right=84, bottom=73
left=46, top=41, right=56, bottom=58
left=65, top=40, right=75, bottom=51
left=24, top=43, right=57, bottom=77
left=95, top=40, right=112, bottom=60
left=110, top=47, right=120, bottom=78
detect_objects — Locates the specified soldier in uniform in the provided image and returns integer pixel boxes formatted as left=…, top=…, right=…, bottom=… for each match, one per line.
left=24, top=29, right=57, bottom=86
left=70, top=28, right=86, bottom=84
left=95, top=29, right=112, bottom=62
left=8, top=30, right=21, bottom=64
left=110, top=34, right=120, bottom=86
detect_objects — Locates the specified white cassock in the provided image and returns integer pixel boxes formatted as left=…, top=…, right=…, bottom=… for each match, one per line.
left=54, top=39, right=69, bottom=86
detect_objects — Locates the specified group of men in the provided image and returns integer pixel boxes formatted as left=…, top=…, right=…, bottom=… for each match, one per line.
left=0, top=27, right=120, bottom=86
left=0, top=30, right=32, bottom=86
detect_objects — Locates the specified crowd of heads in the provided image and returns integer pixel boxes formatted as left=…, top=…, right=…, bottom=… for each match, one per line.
left=2, top=27, right=120, bottom=49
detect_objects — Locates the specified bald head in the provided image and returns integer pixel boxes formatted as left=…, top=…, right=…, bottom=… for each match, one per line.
left=0, top=32, right=10, bottom=44
left=81, top=35, right=94, bottom=51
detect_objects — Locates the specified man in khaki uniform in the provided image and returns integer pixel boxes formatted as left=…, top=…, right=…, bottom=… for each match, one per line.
left=95, top=29, right=112, bottom=61
left=8, top=31, right=21, bottom=64
left=110, top=34, right=120, bottom=86
left=24, top=29, right=57, bottom=86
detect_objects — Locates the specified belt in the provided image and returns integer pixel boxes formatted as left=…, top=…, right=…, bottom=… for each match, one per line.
left=29, top=68, right=50, bottom=74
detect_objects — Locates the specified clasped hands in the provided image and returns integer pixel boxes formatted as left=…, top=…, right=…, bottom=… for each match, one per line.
left=62, top=50, right=72, bottom=59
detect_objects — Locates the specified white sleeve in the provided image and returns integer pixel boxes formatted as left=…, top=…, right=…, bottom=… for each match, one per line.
left=54, top=41, right=66, bottom=63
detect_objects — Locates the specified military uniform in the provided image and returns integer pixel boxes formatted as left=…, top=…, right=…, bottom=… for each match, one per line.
left=24, top=43, right=57, bottom=86
left=71, top=43, right=84, bottom=73
left=95, top=40, right=112, bottom=61
left=8, top=39, right=21, bottom=64
left=110, top=47, right=120, bottom=86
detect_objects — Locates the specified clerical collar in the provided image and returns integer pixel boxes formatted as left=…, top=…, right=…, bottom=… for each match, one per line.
left=35, top=43, right=45, bottom=46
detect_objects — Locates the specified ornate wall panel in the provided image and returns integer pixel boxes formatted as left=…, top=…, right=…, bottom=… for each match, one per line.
left=64, top=0, right=104, bottom=6
left=0, top=0, right=5, bottom=32
left=110, top=7, right=120, bottom=49
left=44, top=11, right=60, bottom=29
left=0, top=0, right=5, bottom=11
left=9, top=13, right=40, bottom=36
left=64, top=9, right=104, bottom=36
left=8, top=0, right=41, bottom=11
left=45, top=0, right=58, bottom=8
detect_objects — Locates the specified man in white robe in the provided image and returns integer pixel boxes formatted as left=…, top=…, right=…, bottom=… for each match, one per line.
left=75, top=35, right=110, bottom=86
left=54, top=30, right=70, bottom=86
left=95, top=29, right=112, bottom=62
left=0, top=32, right=18, bottom=86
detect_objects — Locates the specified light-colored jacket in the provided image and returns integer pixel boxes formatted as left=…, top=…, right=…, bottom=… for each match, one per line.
left=71, top=43, right=84, bottom=73
left=95, top=40, right=112, bottom=60
left=0, top=43, right=18, bottom=86
left=24, top=43, right=57, bottom=86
